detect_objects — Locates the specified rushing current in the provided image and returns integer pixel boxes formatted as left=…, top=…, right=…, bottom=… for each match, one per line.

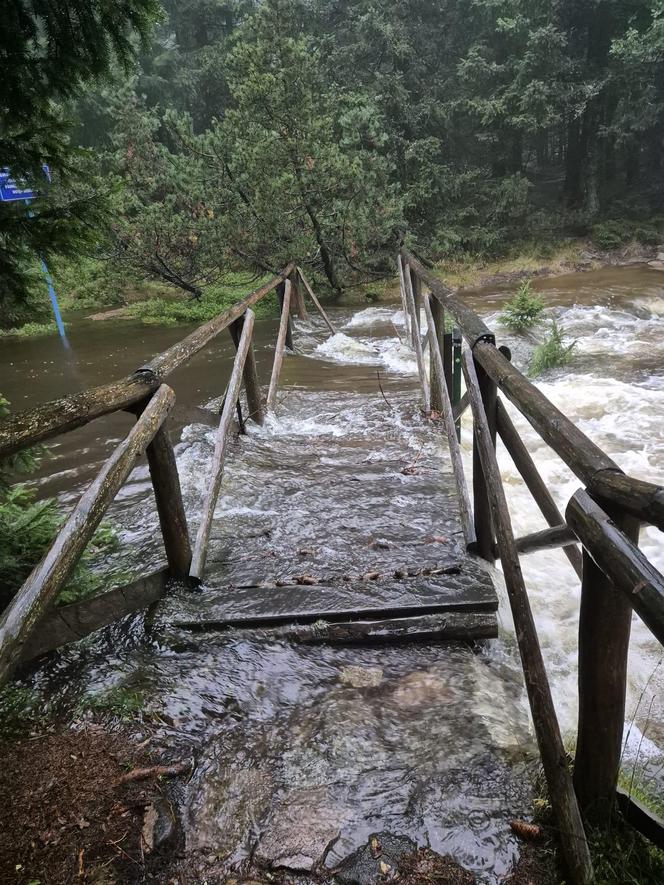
left=2, top=264, right=663, bottom=880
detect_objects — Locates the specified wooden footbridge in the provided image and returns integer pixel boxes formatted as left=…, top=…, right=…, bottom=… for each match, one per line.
left=1, top=254, right=664, bottom=883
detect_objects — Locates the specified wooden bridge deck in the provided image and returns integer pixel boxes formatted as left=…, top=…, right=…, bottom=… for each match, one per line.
left=153, top=383, right=498, bottom=642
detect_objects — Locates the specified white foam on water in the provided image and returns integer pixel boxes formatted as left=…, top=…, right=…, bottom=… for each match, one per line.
left=463, top=299, right=664, bottom=744
left=315, top=331, right=382, bottom=365
left=344, top=307, right=399, bottom=328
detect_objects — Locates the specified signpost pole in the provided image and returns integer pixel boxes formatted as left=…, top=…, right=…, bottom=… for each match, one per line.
left=1, top=166, right=67, bottom=342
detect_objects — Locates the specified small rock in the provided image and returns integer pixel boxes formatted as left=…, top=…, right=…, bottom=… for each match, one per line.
left=254, top=788, right=344, bottom=871
left=336, top=832, right=417, bottom=885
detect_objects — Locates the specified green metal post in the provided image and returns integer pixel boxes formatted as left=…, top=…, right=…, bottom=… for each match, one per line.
left=453, top=328, right=462, bottom=441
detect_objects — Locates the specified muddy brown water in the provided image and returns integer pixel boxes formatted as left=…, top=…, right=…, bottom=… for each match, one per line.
left=3, top=264, right=664, bottom=881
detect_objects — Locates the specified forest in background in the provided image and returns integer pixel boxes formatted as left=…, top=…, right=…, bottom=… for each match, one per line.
left=3, top=0, right=664, bottom=330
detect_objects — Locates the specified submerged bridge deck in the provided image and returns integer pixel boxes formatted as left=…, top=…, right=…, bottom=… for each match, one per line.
left=1, top=258, right=664, bottom=883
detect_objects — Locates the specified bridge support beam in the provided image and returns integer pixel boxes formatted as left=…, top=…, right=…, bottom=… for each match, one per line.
left=146, top=425, right=192, bottom=579
left=573, top=498, right=640, bottom=827
left=230, top=314, right=264, bottom=425
left=289, top=269, right=309, bottom=321
left=472, top=357, right=497, bottom=563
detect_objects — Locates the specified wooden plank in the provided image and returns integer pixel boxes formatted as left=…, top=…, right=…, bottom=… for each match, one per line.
left=503, top=524, right=577, bottom=558
left=462, top=350, right=593, bottom=885
left=496, top=400, right=583, bottom=578
left=20, top=570, right=170, bottom=663
left=617, top=787, right=664, bottom=850
left=0, top=385, right=176, bottom=687
left=297, top=266, right=336, bottom=334
left=276, top=611, right=497, bottom=644
left=267, top=280, right=292, bottom=412
left=403, top=262, right=431, bottom=413
left=146, top=425, right=192, bottom=578
left=422, top=294, right=475, bottom=546
left=230, top=314, right=264, bottom=425
left=190, top=310, right=256, bottom=580
left=0, top=265, right=294, bottom=458
left=171, top=598, right=500, bottom=632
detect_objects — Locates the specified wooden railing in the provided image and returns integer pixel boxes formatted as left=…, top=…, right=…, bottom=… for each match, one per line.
left=0, top=263, right=335, bottom=685
left=401, top=248, right=664, bottom=883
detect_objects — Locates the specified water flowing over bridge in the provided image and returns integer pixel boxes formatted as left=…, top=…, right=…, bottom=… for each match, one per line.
left=1, top=254, right=664, bottom=883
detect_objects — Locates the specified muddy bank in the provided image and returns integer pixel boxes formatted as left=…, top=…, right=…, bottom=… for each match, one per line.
left=0, top=724, right=186, bottom=884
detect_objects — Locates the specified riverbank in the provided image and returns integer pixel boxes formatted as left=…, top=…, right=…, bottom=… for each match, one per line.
left=432, top=238, right=661, bottom=292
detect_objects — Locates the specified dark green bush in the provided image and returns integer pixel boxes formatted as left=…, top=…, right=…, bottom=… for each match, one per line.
left=498, top=280, right=545, bottom=332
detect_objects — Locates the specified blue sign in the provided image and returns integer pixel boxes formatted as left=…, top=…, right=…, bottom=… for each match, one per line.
left=0, top=164, right=50, bottom=202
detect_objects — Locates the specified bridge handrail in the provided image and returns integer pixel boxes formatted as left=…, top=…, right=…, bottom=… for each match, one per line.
left=401, top=246, right=664, bottom=878
left=0, top=261, right=333, bottom=687
left=0, top=262, right=295, bottom=458
left=403, top=249, right=664, bottom=530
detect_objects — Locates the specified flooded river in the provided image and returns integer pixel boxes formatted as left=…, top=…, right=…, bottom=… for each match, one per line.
left=2, top=264, right=664, bottom=880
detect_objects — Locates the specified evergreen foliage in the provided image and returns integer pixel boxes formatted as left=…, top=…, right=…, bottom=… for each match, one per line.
left=498, top=281, right=545, bottom=332
left=529, top=319, right=576, bottom=376
left=0, top=396, right=120, bottom=610
left=0, top=0, right=161, bottom=306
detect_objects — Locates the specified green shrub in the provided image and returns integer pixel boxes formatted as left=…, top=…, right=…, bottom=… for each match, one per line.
left=498, top=280, right=545, bottom=332
left=128, top=271, right=276, bottom=326
left=591, top=218, right=662, bottom=251
left=529, top=319, right=575, bottom=376
left=0, top=320, right=66, bottom=338
left=0, top=395, right=121, bottom=610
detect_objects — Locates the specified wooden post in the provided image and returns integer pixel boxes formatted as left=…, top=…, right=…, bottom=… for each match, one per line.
left=443, top=331, right=453, bottom=399
left=276, top=281, right=294, bottom=351
left=423, top=295, right=475, bottom=546
left=571, top=493, right=640, bottom=825
left=396, top=255, right=412, bottom=342
left=429, top=297, right=446, bottom=413
left=190, top=311, right=256, bottom=580
left=289, top=270, right=309, bottom=321
left=297, top=266, right=336, bottom=334
left=403, top=263, right=431, bottom=413
left=462, top=351, right=594, bottom=885
left=0, top=385, right=176, bottom=687
left=472, top=355, right=497, bottom=563
left=410, top=265, right=422, bottom=334
left=230, top=313, right=264, bottom=425
left=146, top=425, right=192, bottom=578
left=267, top=280, right=292, bottom=412
left=496, top=400, right=583, bottom=579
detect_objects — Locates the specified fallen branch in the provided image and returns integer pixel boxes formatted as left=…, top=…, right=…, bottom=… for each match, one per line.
left=116, top=761, right=190, bottom=786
